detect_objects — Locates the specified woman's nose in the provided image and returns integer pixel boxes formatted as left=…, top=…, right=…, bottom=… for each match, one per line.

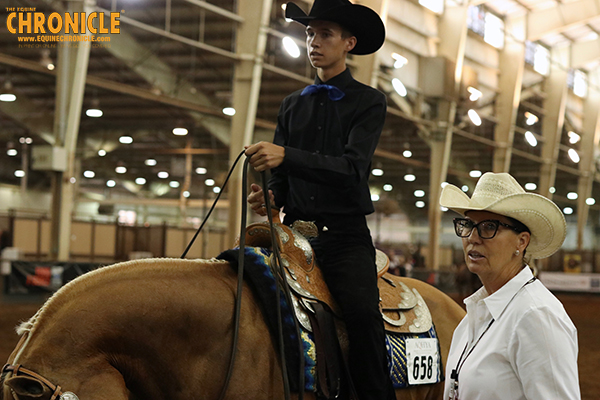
left=466, top=227, right=482, bottom=242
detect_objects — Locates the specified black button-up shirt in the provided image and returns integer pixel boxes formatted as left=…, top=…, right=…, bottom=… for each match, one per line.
left=269, top=68, right=387, bottom=222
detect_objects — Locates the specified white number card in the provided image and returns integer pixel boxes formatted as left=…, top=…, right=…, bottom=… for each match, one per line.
left=406, top=338, right=439, bottom=385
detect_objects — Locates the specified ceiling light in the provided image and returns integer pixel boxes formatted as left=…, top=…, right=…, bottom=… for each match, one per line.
left=404, top=173, right=416, bottom=182
left=183, top=190, right=190, bottom=198
left=568, top=131, right=581, bottom=144
left=441, top=206, right=448, bottom=212
left=549, top=187, right=556, bottom=194
left=86, top=108, right=103, bottom=117
left=524, top=131, right=538, bottom=147
left=467, top=109, right=482, bottom=126
left=195, top=167, right=207, bottom=175
left=158, top=171, right=169, bottom=179
left=372, top=168, right=384, bottom=176
left=115, top=166, right=127, bottom=174
left=172, top=128, right=188, bottom=136
left=568, top=148, right=580, bottom=163
left=0, top=81, right=16, bottom=102
left=524, top=183, right=537, bottom=191
left=222, top=107, right=236, bottom=116
left=391, top=78, right=407, bottom=97
left=418, top=0, right=443, bottom=13
left=403, top=150, right=412, bottom=158
left=563, top=207, right=573, bottom=215
left=469, top=170, right=482, bottom=178
left=169, top=181, right=180, bottom=188
left=106, top=180, right=116, bottom=187
left=83, top=170, right=95, bottom=178
left=567, top=192, right=578, bottom=200
left=0, top=93, right=16, bottom=102
left=40, top=49, right=54, bottom=71
left=415, top=201, right=426, bottom=208
left=586, top=197, right=595, bottom=205
left=524, top=111, right=538, bottom=126
left=391, top=52, right=408, bottom=69
left=69, top=177, right=76, bottom=184
left=19, top=137, right=32, bottom=145
left=205, top=178, right=215, bottom=186
left=86, top=97, right=103, bottom=117
left=441, top=182, right=449, bottom=188
left=98, top=149, right=106, bottom=156
left=119, top=136, right=133, bottom=144
left=462, top=185, right=469, bottom=192
left=282, top=36, right=301, bottom=58
left=213, top=186, right=221, bottom=194
left=371, top=193, right=380, bottom=201
left=0, top=93, right=17, bottom=103
left=383, top=184, right=393, bottom=191
left=414, top=190, right=425, bottom=197
left=14, top=170, right=25, bottom=178
left=135, top=177, right=146, bottom=185
left=145, top=159, right=157, bottom=166
left=7, top=149, right=17, bottom=156
left=467, top=86, right=482, bottom=101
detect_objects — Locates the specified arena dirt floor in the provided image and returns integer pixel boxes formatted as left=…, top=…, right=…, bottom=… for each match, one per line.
left=1, top=290, right=598, bottom=398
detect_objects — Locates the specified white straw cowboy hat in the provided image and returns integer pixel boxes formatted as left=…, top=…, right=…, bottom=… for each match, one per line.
left=439, top=172, right=566, bottom=259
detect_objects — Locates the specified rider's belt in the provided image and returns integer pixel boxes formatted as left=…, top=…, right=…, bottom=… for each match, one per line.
left=286, top=214, right=368, bottom=234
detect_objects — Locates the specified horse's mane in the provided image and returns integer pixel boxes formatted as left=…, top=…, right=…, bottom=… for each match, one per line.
left=16, top=257, right=229, bottom=336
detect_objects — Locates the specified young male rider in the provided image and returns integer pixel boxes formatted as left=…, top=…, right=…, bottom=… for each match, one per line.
left=246, top=1, right=395, bottom=399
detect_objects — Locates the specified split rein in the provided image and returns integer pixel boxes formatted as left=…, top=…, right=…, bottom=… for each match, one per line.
left=181, top=150, right=305, bottom=400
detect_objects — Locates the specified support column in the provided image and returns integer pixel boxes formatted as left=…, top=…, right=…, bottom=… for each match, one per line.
left=427, top=4, right=469, bottom=270
left=493, top=16, right=526, bottom=172
left=576, top=74, right=600, bottom=249
left=538, top=47, right=569, bottom=199
left=50, top=0, right=94, bottom=261
left=226, top=0, right=273, bottom=246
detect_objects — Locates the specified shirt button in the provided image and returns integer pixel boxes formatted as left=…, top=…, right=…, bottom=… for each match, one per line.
left=310, top=196, right=315, bottom=200
left=320, top=102, right=324, bottom=106
left=318, top=126, right=322, bottom=130
left=315, top=150, right=320, bottom=154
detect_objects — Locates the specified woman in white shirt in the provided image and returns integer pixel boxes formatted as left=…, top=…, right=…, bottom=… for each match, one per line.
left=439, top=172, right=580, bottom=400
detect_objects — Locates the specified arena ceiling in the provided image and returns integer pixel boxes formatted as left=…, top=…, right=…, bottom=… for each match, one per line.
left=1, top=0, right=600, bottom=224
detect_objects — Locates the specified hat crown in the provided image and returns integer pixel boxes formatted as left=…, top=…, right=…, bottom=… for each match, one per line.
left=308, top=0, right=352, bottom=16
left=470, top=173, right=525, bottom=208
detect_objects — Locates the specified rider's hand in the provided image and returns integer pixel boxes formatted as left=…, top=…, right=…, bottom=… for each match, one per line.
left=247, top=183, right=276, bottom=217
left=245, top=142, right=285, bottom=172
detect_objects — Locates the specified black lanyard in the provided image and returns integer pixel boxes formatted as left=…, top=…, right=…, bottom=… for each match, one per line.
left=450, top=276, right=537, bottom=384
left=451, top=317, right=494, bottom=382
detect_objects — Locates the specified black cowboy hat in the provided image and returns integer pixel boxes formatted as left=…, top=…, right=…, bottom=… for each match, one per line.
left=285, top=0, right=385, bottom=55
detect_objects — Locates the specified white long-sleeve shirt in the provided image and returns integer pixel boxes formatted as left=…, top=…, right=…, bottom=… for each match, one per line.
left=443, top=267, right=580, bottom=400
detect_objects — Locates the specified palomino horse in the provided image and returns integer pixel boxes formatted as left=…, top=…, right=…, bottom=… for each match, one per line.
left=2, top=256, right=465, bottom=400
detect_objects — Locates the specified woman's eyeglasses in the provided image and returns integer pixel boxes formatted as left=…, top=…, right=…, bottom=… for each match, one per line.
left=453, top=218, right=521, bottom=239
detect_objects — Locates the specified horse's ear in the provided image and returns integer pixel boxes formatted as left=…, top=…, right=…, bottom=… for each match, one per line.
left=5, top=376, right=48, bottom=398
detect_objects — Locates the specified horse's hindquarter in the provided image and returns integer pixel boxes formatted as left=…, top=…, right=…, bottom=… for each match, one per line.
left=6, top=258, right=285, bottom=400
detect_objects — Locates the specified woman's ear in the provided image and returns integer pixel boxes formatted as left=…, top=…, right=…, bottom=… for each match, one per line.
left=518, top=231, right=531, bottom=253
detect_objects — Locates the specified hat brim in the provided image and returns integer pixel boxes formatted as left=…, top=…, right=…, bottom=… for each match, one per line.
left=285, top=3, right=385, bottom=55
left=440, top=184, right=566, bottom=259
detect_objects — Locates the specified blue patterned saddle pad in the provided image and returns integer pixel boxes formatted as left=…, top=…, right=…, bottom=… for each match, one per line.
left=217, top=247, right=442, bottom=392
